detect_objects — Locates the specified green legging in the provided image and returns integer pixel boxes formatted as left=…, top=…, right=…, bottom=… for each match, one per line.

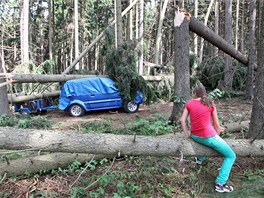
left=191, top=134, right=236, bottom=185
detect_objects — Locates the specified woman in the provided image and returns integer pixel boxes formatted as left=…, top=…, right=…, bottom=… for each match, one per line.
left=180, top=83, right=236, bottom=193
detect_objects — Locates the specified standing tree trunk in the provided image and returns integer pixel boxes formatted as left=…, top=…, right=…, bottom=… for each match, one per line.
left=240, top=0, right=245, bottom=53
left=245, top=0, right=256, bottom=102
left=198, top=0, right=214, bottom=63
left=138, top=0, right=144, bottom=75
left=74, top=0, right=79, bottom=70
left=48, top=0, right=53, bottom=61
left=193, top=0, right=198, bottom=56
left=214, top=0, right=219, bottom=56
left=0, top=57, right=10, bottom=115
left=169, top=12, right=190, bottom=123
left=154, top=0, right=170, bottom=65
left=235, top=0, right=240, bottom=50
left=127, top=0, right=133, bottom=40
left=20, top=0, right=29, bottom=65
left=223, top=0, right=233, bottom=90
left=248, top=2, right=264, bottom=140
left=115, top=0, right=123, bottom=47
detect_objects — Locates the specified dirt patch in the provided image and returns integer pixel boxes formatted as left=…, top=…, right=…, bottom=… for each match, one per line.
left=49, top=100, right=174, bottom=131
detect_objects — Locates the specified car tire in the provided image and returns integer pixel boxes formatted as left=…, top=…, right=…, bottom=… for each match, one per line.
left=123, top=101, right=139, bottom=113
left=69, top=104, right=84, bottom=117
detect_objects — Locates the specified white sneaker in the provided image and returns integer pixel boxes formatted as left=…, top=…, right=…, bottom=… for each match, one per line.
left=195, top=157, right=203, bottom=165
left=215, top=183, right=234, bottom=193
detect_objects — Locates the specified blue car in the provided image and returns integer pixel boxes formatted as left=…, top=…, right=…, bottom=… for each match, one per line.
left=59, top=77, right=144, bottom=117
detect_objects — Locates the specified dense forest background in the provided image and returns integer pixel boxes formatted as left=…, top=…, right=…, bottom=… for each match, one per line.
left=1, top=1, right=264, bottom=197
left=0, top=0, right=256, bottom=87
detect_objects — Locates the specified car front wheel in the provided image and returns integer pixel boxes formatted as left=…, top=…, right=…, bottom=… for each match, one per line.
left=123, top=101, right=139, bottom=113
left=69, top=104, right=84, bottom=117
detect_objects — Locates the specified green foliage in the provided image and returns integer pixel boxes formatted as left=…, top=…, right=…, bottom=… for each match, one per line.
left=126, top=114, right=175, bottom=136
left=20, top=116, right=52, bottom=129
left=36, top=60, right=55, bottom=74
left=105, top=41, right=158, bottom=105
left=198, top=57, right=247, bottom=91
left=81, top=120, right=112, bottom=133
left=80, top=114, right=175, bottom=136
left=208, top=89, right=225, bottom=101
left=153, top=78, right=174, bottom=101
left=71, top=187, right=87, bottom=198
left=0, top=115, right=16, bottom=127
left=33, top=190, right=58, bottom=198
left=0, top=115, right=51, bottom=129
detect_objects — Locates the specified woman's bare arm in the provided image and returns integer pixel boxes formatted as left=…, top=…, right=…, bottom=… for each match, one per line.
left=212, top=107, right=225, bottom=134
left=180, top=108, right=190, bottom=139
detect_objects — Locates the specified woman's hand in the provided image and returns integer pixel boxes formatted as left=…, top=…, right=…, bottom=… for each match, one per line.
left=215, top=126, right=225, bottom=135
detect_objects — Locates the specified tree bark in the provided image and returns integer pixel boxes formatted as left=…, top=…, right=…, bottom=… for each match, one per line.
left=193, top=0, right=198, bottom=56
left=214, top=0, right=219, bottom=56
left=20, top=0, right=29, bottom=65
left=115, top=0, right=123, bottom=47
left=169, top=12, right=190, bottom=123
left=245, top=0, right=256, bottom=101
left=189, top=16, right=248, bottom=66
left=8, top=91, right=60, bottom=103
left=0, top=128, right=263, bottom=157
left=223, top=0, right=233, bottom=90
left=198, top=0, right=214, bottom=63
left=154, top=0, right=170, bottom=65
left=0, top=61, right=10, bottom=115
left=74, top=0, right=79, bottom=70
left=138, top=0, right=144, bottom=75
left=0, top=73, right=105, bottom=83
left=0, top=73, right=170, bottom=84
left=248, top=2, right=264, bottom=140
left=0, top=153, right=108, bottom=177
left=48, top=0, right=53, bottom=61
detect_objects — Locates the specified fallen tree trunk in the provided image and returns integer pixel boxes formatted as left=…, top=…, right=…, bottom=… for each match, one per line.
left=5, top=74, right=173, bottom=103
left=0, top=153, right=108, bottom=177
left=1, top=73, right=172, bottom=84
left=0, top=73, right=103, bottom=83
left=189, top=16, right=248, bottom=65
left=8, top=91, right=61, bottom=103
left=225, top=120, right=250, bottom=133
left=0, top=127, right=263, bottom=157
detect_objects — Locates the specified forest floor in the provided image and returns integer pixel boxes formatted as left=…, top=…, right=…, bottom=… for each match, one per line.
left=0, top=97, right=264, bottom=197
